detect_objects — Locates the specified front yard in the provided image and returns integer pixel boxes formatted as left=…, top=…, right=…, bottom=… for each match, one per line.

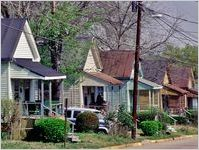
left=1, top=133, right=134, bottom=149
left=1, top=125, right=197, bottom=149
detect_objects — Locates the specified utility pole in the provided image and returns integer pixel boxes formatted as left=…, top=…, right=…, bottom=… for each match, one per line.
left=132, top=1, right=142, bottom=139
left=51, top=1, right=56, bottom=14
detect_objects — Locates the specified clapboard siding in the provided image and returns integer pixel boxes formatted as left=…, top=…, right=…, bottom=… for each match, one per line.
left=1, top=63, right=9, bottom=99
left=139, top=90, right=149, bottom=110
left=83, top=49, right=97, bottom=72
left=13, top=32, right=33, bottom=59
left=64, top=84, right=81, bottom=107
left=10, top=63, right=41, bottom=79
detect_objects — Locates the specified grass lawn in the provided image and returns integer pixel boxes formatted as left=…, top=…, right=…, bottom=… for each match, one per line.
left=1, top=125, right=197, bottom=149
left=1, top=133, right=135, bottom=149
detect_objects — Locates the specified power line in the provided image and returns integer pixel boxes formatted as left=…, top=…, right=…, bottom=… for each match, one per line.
left=143, top=5, right=198, bottom=24
left=151, top=15, right=197, bottom=46
left=143, top=7, right=198, bottom=44
left=158, top=17, right=198, bottom=44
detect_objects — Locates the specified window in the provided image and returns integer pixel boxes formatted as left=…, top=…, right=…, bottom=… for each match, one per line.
left=67, top=110, right=71, bottom=118
left=74, top=111, right=81, bottom=118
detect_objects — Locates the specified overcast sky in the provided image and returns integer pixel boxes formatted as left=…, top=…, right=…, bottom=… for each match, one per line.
left=148, top=1, right=198, bottom=47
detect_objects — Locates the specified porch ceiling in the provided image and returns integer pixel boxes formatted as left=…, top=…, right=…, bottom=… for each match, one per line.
left=13, top=58, right=66, bottom=80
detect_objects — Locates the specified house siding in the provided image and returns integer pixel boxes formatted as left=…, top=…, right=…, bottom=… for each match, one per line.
left=64, top=84, right=81, bottom=107
left=83, top=49, right=98, bottom=72
left=13, top=32, right=33, bottom=59
left=1, top=63, right=9, bottom=99
left=10, top=63, right=42, bottom=79
left=139, top=90, right=150, bottom=110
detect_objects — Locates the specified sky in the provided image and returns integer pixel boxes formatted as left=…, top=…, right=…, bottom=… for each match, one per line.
left=148, top=1, right=198, bottom=47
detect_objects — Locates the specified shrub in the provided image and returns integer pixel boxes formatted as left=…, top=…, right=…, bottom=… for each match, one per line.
left=173, top=116, right=188, bottom=125
left=76, top=111, right=99, bottom=132
left=117, top=105, right=134, bottom=129
left=156, top=121, right=163, bottom=131
left=104, top=111, right=117, bottom=123
left=140, top=121, right=161, bottom=136
left=137, top=108, right=157, bottom=128
left=187, top=110, right=198, bottom=125
left=137, top=108, right=173, bottom=128
left=158, top=111, right=173, bottom=125
left=26, top=117, right=70, bottom=142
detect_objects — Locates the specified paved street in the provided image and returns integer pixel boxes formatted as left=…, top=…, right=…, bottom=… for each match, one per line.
left=127, top=136, right=198, bottom=149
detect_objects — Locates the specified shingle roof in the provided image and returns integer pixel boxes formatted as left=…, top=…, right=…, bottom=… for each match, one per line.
left=164, top=84, right=189, bottom=94
left=14, top=59, right=66, bottom=78
left=138, top=77, right=162, bottom=89
left=141, top=59, right=169, bottom=85
left=1, top=18, right=26, bottom=61
left=167, top=65, right=192, bottom=88
left=100, top=50, right=135, bottom=79
left=87, top=72, right=123, bottom=85
left=186, top=88, right=198, bottom=98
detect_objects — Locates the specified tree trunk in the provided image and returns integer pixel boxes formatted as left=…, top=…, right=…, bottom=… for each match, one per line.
left=50, top=39, right=62, bottom=100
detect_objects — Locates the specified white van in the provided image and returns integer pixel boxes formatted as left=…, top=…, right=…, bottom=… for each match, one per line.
left=66, top=107, right=109, bottom=134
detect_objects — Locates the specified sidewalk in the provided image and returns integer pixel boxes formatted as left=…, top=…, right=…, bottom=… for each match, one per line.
left=101, top=135, right=196, bottom=149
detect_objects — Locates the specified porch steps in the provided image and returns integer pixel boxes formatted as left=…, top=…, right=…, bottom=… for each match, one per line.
left=67, top=133, right=81, bottom=142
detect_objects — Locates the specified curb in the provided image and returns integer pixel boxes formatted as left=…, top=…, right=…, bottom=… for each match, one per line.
left=100, top=135, right=196, bottom=149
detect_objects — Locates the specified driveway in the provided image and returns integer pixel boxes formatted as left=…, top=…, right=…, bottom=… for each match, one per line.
left=126, top=135, right=198, bottom=149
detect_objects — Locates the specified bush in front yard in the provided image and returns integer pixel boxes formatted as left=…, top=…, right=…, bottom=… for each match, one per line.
left=173, top=116, right=188, bottom=125
left=76, top=111, right=99, bottom=132
left=187, top=110, right=198, bottom=125
left=26, top=117, right=70, bottom=143
left=137, top=108, right=157, bottom=128
left=117, top=105, right=134, bottom=129
left=140, top=121, right=162, bottom=136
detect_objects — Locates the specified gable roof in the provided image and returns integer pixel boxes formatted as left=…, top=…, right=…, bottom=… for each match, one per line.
left=86, top=72, right=123, bottom=85
left=14, top=59, right=66, bottom=80
left=1, top=18, right=40, bottom=62
left=141, top=59, right=169, bottom=85
left=1, top=18, right=26, bottom=61
left=100, top=50, right=135, bottom=79
left=167, top=65, right=193, bottom=88
left=164, top=84, right=189, bottom=94
left=138, top=77, right=163, bottom=89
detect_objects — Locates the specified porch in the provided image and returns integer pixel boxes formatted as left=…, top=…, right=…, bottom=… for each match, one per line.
left=162, top=84, right=189, bottom=115
left=12, top=79, right=64, bottom=116
left=10, top=59, right=66, bottom=117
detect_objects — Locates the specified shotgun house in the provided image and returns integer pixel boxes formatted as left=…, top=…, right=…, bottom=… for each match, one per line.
left=1, top=18, right=66, bottom=116
left=65, top=44, right=162, bottom=112
left=167, top=65, right=198, bottom=110
left=142, top=59, right=198, bottom=115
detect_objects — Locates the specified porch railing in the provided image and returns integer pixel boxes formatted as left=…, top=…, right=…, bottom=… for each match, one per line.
left=22, top=101, right=63, bottom=116
left=22, top=102, right=42, bottom=116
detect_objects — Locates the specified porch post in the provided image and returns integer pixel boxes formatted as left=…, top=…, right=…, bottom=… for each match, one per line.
left=149, top=90, right=151, bottom=107
left=41, top=80, right=44, bottom=116
left=61, top=80, right=64, bottom=115
left=119, top=86, right=121, bottom=105
left=157, top=90, right=160, bottom=108
left=160, top=91, right=163, bottom=110
left=184, top=94, right=187, bottom=108
left=49, top=81, right=52, bottom=114
left=152, top=90, right=155, bottom=107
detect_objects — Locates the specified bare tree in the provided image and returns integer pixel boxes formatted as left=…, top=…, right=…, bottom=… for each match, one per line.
left=87, top=1, right=180, bottom=54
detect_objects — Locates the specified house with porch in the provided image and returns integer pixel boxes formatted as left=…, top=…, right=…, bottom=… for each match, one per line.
left=64, top=43, right=162, bottom=112
left=142, top=59, right=198, bottom=114
left=1, top=18, right=66, bottom=116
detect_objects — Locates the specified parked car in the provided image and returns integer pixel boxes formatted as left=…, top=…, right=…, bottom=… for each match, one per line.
left=66, top=107, right=109, bottom=134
